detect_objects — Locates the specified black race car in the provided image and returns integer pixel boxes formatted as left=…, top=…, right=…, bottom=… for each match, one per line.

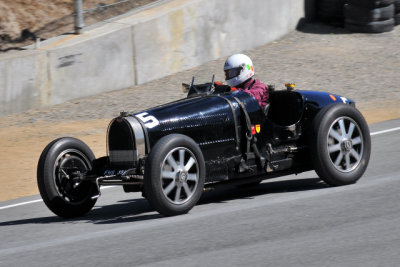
left=37, top=78, right=371, bottom=217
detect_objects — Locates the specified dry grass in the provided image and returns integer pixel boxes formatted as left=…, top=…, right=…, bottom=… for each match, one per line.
left=0, top=0, right=156, bottom=51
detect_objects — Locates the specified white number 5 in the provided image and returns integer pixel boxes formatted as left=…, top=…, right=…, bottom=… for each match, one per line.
left=136, top=112, right=160, bottom=129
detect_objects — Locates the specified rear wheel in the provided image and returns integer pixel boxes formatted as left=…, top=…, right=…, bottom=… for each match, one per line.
left=37, top=137, right=98, bottom=218
left=310, top=104, right=371, bottom=186
left=144, top=134, right=205, bottom=216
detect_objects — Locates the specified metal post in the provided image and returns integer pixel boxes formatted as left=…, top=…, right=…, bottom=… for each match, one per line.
left=35, top=38, right=41, bottom=49
left=74, top=0, right=84, bottom=34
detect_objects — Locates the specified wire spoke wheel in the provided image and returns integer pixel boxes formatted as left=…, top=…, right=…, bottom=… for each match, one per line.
left=37, top=137, right=97, bottom=218
left=327, top=117, right=364, bottom=172
left=54, top=149, right=92, bottom=203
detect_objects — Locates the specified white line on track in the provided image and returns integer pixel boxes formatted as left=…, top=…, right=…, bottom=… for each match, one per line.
left=0, top=199, right=42, bottom=210
left=1, top=126, right=400, bottom=211
left=0, top=186, right=116, bottom=210
left=370, top=127, right=400, bottom=136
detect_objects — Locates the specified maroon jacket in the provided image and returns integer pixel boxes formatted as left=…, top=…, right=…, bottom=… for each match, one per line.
left=236, top=78, right=269, bottom=109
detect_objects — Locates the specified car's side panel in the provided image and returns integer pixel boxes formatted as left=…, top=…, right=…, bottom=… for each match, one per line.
left=138, top=97, right=235, bottom=156
left=134, top=94, right=244, bottom=181
left=107, top=89, right=356, bottom=183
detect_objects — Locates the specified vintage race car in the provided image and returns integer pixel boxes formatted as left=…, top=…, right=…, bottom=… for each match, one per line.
left=37, top=78, right=371, bottom=217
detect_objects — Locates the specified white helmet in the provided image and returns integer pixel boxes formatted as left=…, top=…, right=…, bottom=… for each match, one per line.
left=224, top=54, right=254, bottom=87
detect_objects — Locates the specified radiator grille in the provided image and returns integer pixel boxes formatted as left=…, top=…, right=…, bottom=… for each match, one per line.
left=108, top=119, right=136, bottom=168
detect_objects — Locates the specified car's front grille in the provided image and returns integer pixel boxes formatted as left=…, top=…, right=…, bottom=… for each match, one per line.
left=108, top=118, right=137, bottom=168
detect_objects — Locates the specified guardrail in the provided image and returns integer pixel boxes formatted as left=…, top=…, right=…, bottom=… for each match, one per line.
left=73, top=0, right=147, bottom=34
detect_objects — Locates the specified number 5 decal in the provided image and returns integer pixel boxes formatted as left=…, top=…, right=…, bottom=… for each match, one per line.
left=136, top=112, right=160, bottom=129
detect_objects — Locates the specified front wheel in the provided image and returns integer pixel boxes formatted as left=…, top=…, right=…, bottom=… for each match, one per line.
left=144, top=134, right=205, bottom=216
left=37, top=137, right=98, bottom=218
left=310, top=104, right=371, bottom=186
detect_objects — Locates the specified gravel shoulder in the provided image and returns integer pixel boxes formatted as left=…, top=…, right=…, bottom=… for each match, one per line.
left=1, top=22, right=399, bottom=201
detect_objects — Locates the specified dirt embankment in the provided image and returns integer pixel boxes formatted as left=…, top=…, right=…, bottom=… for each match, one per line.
left=0, top=0, right=156, bottom=52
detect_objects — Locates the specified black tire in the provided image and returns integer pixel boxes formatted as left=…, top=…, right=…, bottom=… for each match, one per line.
left=344, top=4, right=395, bottom=23
left=346, top=0, right=394, bottom=8
left=396, top=0, right=400, bottom=11
left=318, top=0, right=346, bottom=24
left=310, top=104, right=371, bottom=186
left=395, top=13, right=400, bottom=24
left=345, top=18, right=395, bottom=32
left=144, top=134, right=205, bottom=216
left=37, top=137, right=98, bottom=218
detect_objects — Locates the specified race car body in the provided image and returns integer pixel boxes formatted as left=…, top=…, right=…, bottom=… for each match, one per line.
left=37, top=79, right=371, bottom=217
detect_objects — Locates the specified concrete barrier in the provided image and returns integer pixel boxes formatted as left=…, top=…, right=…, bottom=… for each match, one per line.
left=0, top=0, right=305, bottom=116
left=130, top=0, right=304, bottom=84
left=46, top=22, right=135, bottom=105
left=0, top=50, right=48, bottom=116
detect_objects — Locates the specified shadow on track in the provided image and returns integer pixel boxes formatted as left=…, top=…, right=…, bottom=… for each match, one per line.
left=199, top=177, right=328, bottom=205
left=0, top=177, right=329, bottom=226
left=0, top=198, right=160, bottom=226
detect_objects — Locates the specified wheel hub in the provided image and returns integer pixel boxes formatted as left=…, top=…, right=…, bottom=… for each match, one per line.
left=54, top=149, right=92, bottom=203
left=341, top=139, right=353, bottom=152
left=176, top=170, right=188, bottom=185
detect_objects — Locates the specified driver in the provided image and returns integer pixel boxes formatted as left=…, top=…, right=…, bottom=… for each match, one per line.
left=223, top=54, right=269, bottom=109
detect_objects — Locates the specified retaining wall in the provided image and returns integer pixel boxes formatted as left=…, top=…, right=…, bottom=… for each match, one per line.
left=0, top=0, right=306, bottom=117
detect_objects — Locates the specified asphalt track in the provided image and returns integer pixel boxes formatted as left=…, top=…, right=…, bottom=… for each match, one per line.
left=0, top=119, right=399, bottom=267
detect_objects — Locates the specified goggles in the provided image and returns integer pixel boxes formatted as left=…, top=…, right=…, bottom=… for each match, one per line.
left=224, top=66, right=243, bottom=80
